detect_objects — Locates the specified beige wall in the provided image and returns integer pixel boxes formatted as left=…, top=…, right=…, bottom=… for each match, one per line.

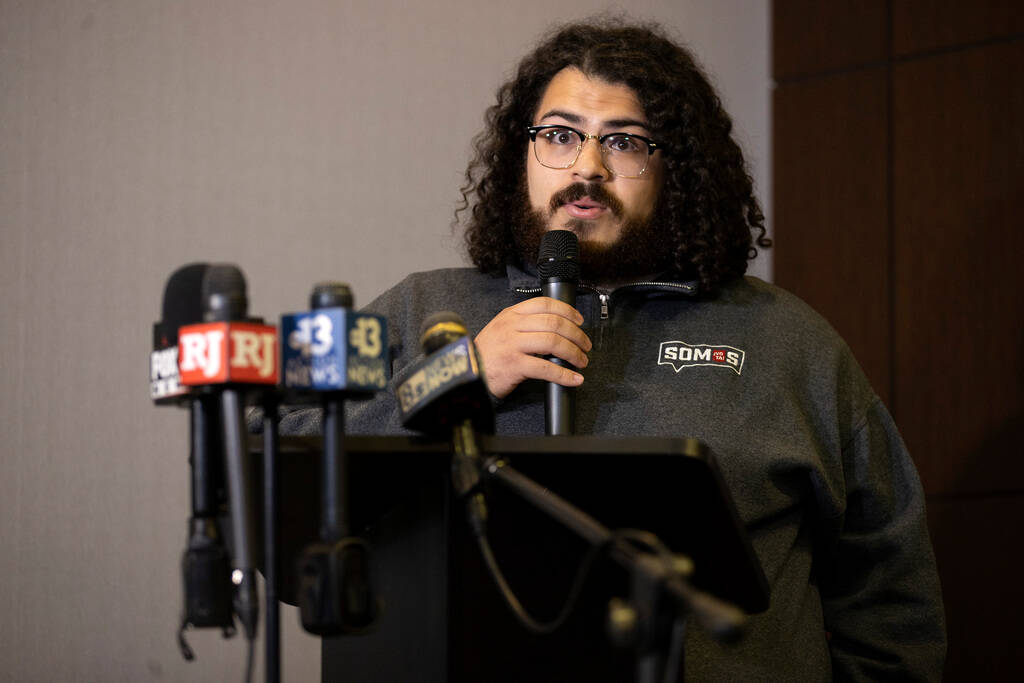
left=0, top=1, right=769, bottom=680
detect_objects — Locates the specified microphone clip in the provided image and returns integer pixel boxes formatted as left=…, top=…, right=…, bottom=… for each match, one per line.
left=297, top=537, right=378, bottom=636
left=177, top=515, right=237, bottom=661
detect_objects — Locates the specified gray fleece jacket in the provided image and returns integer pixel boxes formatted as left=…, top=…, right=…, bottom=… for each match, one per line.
left=278, top=264, right=946, bottom=682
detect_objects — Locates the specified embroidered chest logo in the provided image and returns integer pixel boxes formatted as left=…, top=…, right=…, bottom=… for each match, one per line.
left=658, top=341, right=745, bottom=375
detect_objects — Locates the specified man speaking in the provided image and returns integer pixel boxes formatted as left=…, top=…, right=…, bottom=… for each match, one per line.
left=279, top=19, right=946, bottom=681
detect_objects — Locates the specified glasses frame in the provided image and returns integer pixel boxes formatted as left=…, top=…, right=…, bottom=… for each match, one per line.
left=526, top=124, right=663, bottom=178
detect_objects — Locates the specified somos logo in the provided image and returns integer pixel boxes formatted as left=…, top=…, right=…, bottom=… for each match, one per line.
left=658, top=341, right=745, bottom=375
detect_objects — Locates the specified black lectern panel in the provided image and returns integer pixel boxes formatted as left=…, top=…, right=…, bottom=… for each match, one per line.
left=253, top=435, right=767, bottom=683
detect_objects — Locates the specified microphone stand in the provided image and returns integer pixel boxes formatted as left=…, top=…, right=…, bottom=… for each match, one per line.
left=261, top=392, right=281, bottom=683
left=321, top=395, right=350, bottom=544
left=296, top=391, right=377, bottom=637
left=478, top=457, right=746, bottom=683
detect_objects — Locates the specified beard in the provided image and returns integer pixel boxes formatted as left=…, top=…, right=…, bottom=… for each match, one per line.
left=513, top=181, right=674, bottom=285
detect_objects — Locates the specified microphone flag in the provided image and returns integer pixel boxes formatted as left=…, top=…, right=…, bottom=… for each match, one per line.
left=280, top=309, right=388, bottom=393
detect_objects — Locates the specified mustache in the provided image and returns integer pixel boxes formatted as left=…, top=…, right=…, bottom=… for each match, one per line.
left=548, top=183, right=624, bottom=217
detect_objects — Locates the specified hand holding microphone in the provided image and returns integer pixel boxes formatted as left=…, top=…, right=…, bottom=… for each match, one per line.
left=473, top=230, right=589, bottom=401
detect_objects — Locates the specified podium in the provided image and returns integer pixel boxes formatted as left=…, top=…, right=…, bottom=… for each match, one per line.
left=256, top=434, right=768, bottom=683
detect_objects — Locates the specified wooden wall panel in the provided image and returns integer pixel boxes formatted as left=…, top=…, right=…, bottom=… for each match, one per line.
left=892, top=41, right=1024, bottom=496
left=892, top=0, right=1024, bottom=57
left=773, top=70, right=891, bottom=403
left=928, top=495, right=1024, bottom=679
left=772, top=0, right=887, bottom=79
left=773, top=1, right=1024, bottom=679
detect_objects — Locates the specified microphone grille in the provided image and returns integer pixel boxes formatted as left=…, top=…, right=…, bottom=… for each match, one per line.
left=310, top=282, right=354, bottom=310
left=419, top=311, right=468, bottom=354
left=202, top=264, right=248, bottom=321
left=537, top=229, right=580, bottom=280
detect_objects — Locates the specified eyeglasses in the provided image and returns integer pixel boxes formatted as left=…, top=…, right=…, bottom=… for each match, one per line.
left=526, top=124, right=663, bottom=178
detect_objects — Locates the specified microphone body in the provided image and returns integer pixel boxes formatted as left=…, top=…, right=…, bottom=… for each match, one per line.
left=537, top=230, right=580, bottom=436
left=179, top=266, right=280, bottom=641
left=153, top=264, right=235, bottom=639
left=282, top=284, right=387, bottom=636
left=397, top=313, right=494, bottom=536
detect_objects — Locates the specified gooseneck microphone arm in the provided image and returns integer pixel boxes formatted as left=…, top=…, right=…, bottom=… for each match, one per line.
left=452, top=419, right=488, bottom=538
left=480, top=456, right=745, bottom=683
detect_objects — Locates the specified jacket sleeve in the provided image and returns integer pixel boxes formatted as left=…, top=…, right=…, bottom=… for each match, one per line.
left=818, top=398, right=946, bottom=681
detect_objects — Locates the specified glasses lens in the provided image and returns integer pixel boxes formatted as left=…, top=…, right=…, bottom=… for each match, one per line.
left=533, top=127, right=582, bottom=169
left=601, top=135, right=648, bottom=177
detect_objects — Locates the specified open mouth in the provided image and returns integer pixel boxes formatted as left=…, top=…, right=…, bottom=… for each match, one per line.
left=549, top=183, right=623, bottom=218
left=564, top=197, right=607, bottom=219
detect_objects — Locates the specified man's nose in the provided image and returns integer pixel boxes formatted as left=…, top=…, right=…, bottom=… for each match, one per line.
left=572, top=137, right=610, bottom=182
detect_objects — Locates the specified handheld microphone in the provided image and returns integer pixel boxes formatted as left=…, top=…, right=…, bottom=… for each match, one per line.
left=283, top=283, right=388, bottom=636
left=537, top=230, right=580, bottom=435
left=179, top=264, right=279, bottom=642
left=397, top=312, right=493, bottom=536
left=153, top=264, right=236, bottom=656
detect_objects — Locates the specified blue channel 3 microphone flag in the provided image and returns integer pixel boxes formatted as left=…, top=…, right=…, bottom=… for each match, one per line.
left=280, top=308, right=389, bottom=393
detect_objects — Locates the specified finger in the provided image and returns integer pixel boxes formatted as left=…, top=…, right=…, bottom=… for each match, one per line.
left=507, top=296, right=584, bottom=324
left=515, top=331, right=590, bottom=368
left=519, top=355, right=585, bottom=387
left=514, top=313, right=592, bottom=352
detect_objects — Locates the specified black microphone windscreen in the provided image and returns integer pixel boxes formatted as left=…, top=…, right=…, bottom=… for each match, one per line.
left=419, top=311, right=468, bottom=355
left=310, top=282, right=354, bottom=310
left=202, top=264, right=248, bottom=322
left=161, top=263, right=210, bottom=330
left=537, top=229, right=580, bottom=280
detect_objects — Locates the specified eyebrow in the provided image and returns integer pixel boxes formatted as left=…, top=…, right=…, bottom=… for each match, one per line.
left=537, top=109, right=650, bottom=131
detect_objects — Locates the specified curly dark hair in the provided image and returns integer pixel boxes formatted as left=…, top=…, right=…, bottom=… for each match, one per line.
left=457, top=18, right=770, bottom=293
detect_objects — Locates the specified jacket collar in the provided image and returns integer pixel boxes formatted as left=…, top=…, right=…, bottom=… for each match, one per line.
left=504, top=260, right=701, bottom=298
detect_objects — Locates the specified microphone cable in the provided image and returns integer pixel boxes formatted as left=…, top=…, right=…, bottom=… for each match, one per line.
left=472, top=527, right=610, bottom=635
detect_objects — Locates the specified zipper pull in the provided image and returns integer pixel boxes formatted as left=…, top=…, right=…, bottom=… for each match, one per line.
left=598, top=293, right=610, bottom=320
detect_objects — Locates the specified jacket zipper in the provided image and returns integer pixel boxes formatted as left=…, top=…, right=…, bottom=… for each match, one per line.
left=515, top=280, right=696, bottom=350
left=515, top=280, right=696, bottom=321
left=514, top=284, right=611, bottom=319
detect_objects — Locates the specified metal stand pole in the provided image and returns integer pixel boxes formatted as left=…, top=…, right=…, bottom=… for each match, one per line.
left=262, top=398, right=280, bottom=683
